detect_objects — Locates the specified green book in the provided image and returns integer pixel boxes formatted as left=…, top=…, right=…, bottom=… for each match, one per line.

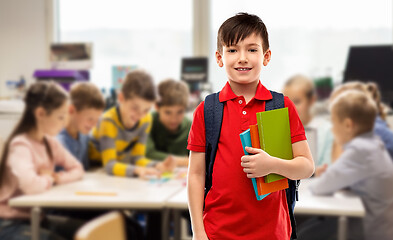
left=256, top=107, right=293, bottom=183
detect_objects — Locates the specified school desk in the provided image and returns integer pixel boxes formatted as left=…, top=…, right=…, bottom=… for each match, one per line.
left=166, top=178, right=365, bottom=240
left=9, top=172, right=184, bottom=240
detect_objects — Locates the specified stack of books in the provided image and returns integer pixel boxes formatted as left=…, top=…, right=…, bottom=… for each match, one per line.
left=239, top=107, right=293, bottom=200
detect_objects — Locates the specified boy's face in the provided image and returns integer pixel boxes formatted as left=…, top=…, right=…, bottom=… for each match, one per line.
left=283, top=86, right=315, bottom=124
left=70, top=107, right=103, bottom=135
left=119, top=94, right=154, bottom=129
left=216, top=33, right=271, bottom=85
left=157, top=105, right=186, bottom=132
left=331, top=111, right=354, bottom=145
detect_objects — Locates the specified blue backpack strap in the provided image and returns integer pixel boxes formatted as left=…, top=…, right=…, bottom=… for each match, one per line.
left=265, top=90, right=285, bottom=111
left=266, top=90, right=299, bottom=239
left=204, top=92, right=224, bottom=199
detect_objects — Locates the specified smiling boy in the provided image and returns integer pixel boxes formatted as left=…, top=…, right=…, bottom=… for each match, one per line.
left=89, top=70, right=174, bottom=178
left=187, top=13, right=314, bottom=240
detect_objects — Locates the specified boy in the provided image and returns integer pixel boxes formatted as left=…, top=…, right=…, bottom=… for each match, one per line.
left=283, top=75, right=335, bottom=176
left=187, top=13, right=314, bottom=240
left=309, top=90, right=393, bottom=240
left=58, top=82, right=105, bottom=170
left=89, top=70, right=174, bottom=178
left=146, top=79, right=191, bottom=167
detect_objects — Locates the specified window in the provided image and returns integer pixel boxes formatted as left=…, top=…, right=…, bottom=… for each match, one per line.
left=210, top=0, right=392, bottom=92
left=58, top=0, right=192, bottom=90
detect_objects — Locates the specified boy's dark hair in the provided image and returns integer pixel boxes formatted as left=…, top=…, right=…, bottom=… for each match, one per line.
left=157, top=79, right=189, bottom=108
left=70, top=82, right=105, bottom=111
left=0, top=81, right=68, bottom=188
left=217, top=12, right=269, bottom=54
left=122, top=70, right=156, bottom=101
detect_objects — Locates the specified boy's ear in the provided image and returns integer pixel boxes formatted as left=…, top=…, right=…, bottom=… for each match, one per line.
left=118, top=92, right=124, bottom=103
left=215, top=51, right=224, bottom=67
left=69, top=104, right=76, bottom=115
left=263, top=49, right=272, bottom=66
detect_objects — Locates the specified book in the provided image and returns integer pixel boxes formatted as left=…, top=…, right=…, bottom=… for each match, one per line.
left=239, top=129, right=269, bottom=201
left=250, top=124, right=289, bottom=195
left=256, top=108, right=293, bottom=183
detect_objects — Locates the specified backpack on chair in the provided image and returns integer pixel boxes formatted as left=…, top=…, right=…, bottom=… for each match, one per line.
left=203, top=91, right=300, bottom=240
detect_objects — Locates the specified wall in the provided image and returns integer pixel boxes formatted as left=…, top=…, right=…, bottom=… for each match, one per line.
left=0, top=0, right=52, bottom=98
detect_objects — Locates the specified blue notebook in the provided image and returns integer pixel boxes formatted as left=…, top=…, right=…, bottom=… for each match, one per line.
left=239, top=129, right=269, bottom=201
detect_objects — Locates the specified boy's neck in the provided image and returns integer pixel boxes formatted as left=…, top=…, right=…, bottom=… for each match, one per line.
left=66, top=124, right=79, bottom=139
left=228, top=80, right=259, bottom=103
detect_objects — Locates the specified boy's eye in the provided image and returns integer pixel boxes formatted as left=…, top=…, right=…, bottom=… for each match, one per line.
left=249, top=49, right=258, bottom=52
left=227, top=49, right=237, bottom=53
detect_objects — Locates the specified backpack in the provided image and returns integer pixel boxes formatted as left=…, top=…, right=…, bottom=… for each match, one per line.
left=204, top=91, right=300, bottom=239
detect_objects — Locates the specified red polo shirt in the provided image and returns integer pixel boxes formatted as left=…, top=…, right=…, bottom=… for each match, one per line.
left=187, top=81, right=306, bottom=240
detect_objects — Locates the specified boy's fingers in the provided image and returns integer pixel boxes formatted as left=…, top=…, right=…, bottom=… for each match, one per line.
left=241, top=161, right=251, bottom=168
left=245, top=147, right=262, bottom=154
left=247, top=173, right=255, bottom=178
left=241, top=155, right=253, bottom=163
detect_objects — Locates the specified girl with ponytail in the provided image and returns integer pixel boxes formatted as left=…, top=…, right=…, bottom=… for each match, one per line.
left=0, top=81, right=84, bottom=239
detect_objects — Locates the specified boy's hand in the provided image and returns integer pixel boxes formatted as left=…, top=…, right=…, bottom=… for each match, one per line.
left=241, top=147, right=276, bottom=178
left=135, top=167, right=160, bottom=179
left=314, top=164, right=328, bottom=177
left=156, top=155, right=176, bottom=173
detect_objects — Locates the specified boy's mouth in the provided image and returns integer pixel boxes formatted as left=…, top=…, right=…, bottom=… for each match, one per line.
left=235, top=67, right=252, bottom=71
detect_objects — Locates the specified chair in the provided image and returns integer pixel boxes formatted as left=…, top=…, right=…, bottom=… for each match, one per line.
left=74, top=211, right=126, bottom=240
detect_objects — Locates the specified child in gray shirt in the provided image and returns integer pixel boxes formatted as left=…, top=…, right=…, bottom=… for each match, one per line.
left=310, top=90, right=393, bottom=240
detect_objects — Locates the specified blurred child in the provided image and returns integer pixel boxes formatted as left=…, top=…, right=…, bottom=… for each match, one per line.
left=283, top=74, right=334, bottom=175
left=57, top=82, right=105, bottom=170
left=0, top=82, right=84, bottom=239
left=310, top=90, right=393, bottom=240
left=89, top=70, right=175, bottom=178
left=365, top=82, right=393, bottom=159
left=146, top=79, right=191, bottom=167
left=330, top=81, right=393, bottom=160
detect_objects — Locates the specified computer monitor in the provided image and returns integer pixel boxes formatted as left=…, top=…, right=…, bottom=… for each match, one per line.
left=50, top=43, right=93, bottom=70
left=181, top=57, right=208, bottom=83
left=343, top=45, right=393, bottom=107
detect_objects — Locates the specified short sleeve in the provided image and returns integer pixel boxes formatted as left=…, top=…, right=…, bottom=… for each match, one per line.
left=284, top=96, right=307, bottom=144
left=187, top=101, right=206, bottom=152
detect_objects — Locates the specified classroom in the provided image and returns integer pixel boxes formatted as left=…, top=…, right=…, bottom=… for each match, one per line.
left=1, top=1, right=393, bottom=240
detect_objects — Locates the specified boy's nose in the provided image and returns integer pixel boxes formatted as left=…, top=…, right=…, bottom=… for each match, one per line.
left=238, top=52, right=248, bottom=63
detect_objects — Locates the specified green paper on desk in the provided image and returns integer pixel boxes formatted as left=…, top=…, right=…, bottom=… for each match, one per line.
left=256, top=107, right=293, bottom=183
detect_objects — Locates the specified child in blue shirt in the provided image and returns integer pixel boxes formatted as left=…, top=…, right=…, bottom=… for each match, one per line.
left=58, top=82, right=105, bottom=170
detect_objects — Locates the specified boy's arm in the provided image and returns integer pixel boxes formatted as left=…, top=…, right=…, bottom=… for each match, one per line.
left=243, top=140, right=314, bottom=180
left=187, top=151, right=208, bottom=239
left=146, top=133, right=169, bottom=161
left=309, top=148, right=371, bottom=195
left=97, top=120, right=137, bottom=177
left=274, top=140, right=315, bottom=179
